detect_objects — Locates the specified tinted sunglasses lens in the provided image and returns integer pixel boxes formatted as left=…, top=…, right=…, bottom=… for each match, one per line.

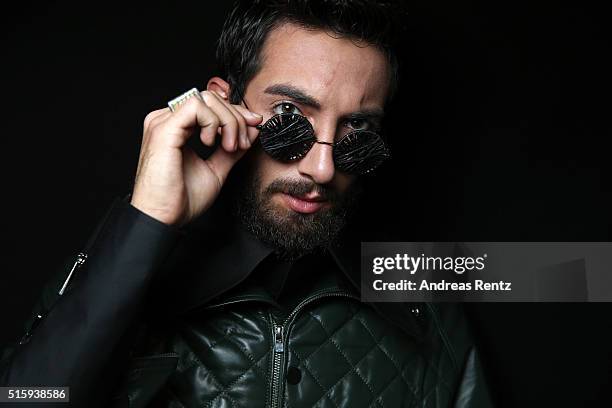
left=333, top=131, right=391, bottom=175
left=258, top=113, right=315, bottom=161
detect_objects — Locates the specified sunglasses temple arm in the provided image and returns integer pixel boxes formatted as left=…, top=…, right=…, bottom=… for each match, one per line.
left=241, top=97, right=251, bottom=111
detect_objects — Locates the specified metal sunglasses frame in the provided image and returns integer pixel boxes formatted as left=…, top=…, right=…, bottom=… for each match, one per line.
left=242, top=99, right=391, bottom=175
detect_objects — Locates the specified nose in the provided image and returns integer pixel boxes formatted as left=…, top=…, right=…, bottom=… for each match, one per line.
left=297, top=131, right=336, bottom=185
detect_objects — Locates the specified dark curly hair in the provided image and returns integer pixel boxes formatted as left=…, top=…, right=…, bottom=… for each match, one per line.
left=216, top=0, right=406, bottom=105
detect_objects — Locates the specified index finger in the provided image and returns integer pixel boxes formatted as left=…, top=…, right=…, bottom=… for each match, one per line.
left=234, top=104, right=263, bottom=144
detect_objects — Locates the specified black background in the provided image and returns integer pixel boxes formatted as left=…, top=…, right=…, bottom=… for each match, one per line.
left=1, top=1, right=611, bottom=407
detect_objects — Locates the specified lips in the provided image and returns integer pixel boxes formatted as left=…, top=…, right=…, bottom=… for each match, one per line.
left=279, top=192, right=328, bottom=214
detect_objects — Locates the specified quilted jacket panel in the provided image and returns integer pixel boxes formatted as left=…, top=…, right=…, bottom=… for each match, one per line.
left=284, top=299, right=454, bottom=408
left=147, top=295, right=457, bottom=408
left=149, top=306, right=274, bottom=407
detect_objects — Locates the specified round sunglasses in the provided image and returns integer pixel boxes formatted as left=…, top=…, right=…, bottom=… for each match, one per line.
left=253, top=112, right=391, bottom=175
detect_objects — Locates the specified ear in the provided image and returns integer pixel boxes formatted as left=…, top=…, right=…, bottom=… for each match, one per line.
left=206, top=77, right=231, bottom=100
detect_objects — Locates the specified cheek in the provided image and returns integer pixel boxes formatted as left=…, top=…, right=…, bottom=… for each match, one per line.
left=334, top=174, right=357, bottom=194
left=251, top=148, right=294, bottom=186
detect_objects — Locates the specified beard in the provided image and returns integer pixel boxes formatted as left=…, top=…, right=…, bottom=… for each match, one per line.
left=233, top=170, right=362, bottom=261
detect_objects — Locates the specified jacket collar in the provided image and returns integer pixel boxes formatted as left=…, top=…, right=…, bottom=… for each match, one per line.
left=150, top=208, right=358, bottom=318
left=149, top=204, right=424, bottom=339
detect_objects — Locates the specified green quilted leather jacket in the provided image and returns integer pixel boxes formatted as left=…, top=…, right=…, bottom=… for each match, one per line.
left=1, top=199, right=493, bottom=408
left=113, top=248, right=492, bottom=408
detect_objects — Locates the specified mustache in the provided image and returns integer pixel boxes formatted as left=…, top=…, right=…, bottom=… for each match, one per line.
left=264, top=178, right=340, bottom=202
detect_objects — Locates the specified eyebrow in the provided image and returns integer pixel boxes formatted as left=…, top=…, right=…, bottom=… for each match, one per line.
left=263, top=83, right=385, bottom=123
left=344, top=109, right=385, bottom=123
left=264, top=83, right=321, bottom=109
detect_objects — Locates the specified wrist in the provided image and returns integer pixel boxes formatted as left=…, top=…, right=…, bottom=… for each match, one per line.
left=129, top=199, right=178, bottom=226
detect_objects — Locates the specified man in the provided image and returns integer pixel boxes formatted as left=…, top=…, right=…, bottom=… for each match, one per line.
left=1, top=1, right=492, bottom=407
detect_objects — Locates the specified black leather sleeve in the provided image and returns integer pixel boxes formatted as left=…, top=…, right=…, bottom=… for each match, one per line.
left=426, top=303, right=496, bottom=408
left=0, top=197, right=181, bottom=407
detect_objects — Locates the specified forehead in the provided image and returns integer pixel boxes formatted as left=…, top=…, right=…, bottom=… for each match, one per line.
left=249, top=22, right=390, bottom=110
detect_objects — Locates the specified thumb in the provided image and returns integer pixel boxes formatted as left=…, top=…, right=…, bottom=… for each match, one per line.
left=205, top=144, right=248, bottom=186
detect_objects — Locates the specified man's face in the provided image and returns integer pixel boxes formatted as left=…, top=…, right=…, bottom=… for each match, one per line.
left=237, top=22, right=390, bottom=258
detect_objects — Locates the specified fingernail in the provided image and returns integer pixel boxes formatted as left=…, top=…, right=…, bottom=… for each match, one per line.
left=219, top=90, right=227, bottom=98
left=249, top=111, right=263, bottom=119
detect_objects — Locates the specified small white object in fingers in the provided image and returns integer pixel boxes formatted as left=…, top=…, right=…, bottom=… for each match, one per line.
left=167, top=87, right=204, bottom=112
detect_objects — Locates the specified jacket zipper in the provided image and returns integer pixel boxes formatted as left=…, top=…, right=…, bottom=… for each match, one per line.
left=58, top=252, right=88, bottom=295
left=270, top=320, right=284, bottom=408
left=269, top=289, right=359, bottom=408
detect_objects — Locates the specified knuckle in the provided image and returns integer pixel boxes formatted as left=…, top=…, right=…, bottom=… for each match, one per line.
left=201, top=90, right=214, bottom=104
left=144, top=111, right=158, bottom=128
left=208, top=114, right=220, bottom=129
left=185, top=95, right=202, bottom=109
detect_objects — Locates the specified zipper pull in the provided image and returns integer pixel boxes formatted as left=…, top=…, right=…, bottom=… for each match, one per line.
left=58, top=252, right=88, bottom=295
left=274, top=326, right=284, bottom=353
